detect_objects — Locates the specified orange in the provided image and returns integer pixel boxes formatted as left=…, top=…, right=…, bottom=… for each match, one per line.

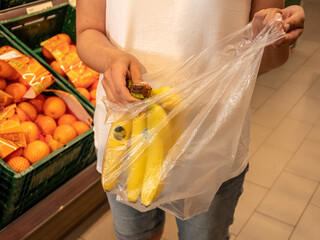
left=53, top=124, right=77, bottom=144
left=0, top=89, right=13, bottom=106
left=90, top=80, right=99, bottom=91
left=69, top=44, right=77, bottom=53
left=0, top=78, right=6, bottom=90
left=42, top=47, right=54, bottom=61
left=57, top=33, right=72, bottom=44
left=6, top=156, right=30, bottom=173
left=45, top=134, right=63, bottom=152
left=23, top=140, right=50, bottom=164
left=43, top=96, right=66, bottom=119
left=90, top=89, right=96, bottom=100
left=16, top=107, right=28, bottom=122
left=90, top=99, right=96, bottom=106
left=50, top=61, right=66, bottom=77
left=5, top=83, right=27, bottom=102
left=4, top=148, right=23, bottom=161
left=72, top=73, right=96, bottom=89
left=0, top=61, right=20, bottom=80
left=76, top=87, right=90, bottom=100
left=21, top=121, right=39, bottom=143
left=28, top=94, right=45, bottom=113
left=72, top=121, right=90, bottom=136
left=18, top=102, right=37, bottom=121
left=35, top=114, right=57, bottom=135
left=57, top=114, right=77, bottom=126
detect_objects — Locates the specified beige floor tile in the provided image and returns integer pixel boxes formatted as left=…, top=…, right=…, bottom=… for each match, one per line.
left=270, top=81, right=311, bottom=107
left=256, top=68, right=292, bottom=89
left=81, top=208, right=117, bottom=240
left=287, top=97, right=320, bottom=124
left=303, top=49, right=320, bottom=72
left=230, top=181, right=268, bottom=235
left=281, top=50, right=312, bottom=73
left=62, top=203, right=116, bottom=240
left=249, top=124, right=273, bottom=156
left=290, top=204, right=320, bottom=240
left=311, top=185, right=320, bottom=208
left=265, top=118, right=312, bottom=152
left=246, top=145, right=293, bottom=188
left=236, top=212, right=293, bottom=240
left=288, top=65, right=319, bottom=86
left=162, top=213, right=179, bottom=240
left=257, top=172, right=318, bottom=225
left=306, top=125, right=320, bottom=142
left=286, top=139, right=320, bottom=181
left=251, top=85, right=275, bottom=109
left=305, top=77, right=320, bottom=99
left=252, top=99, right=292, bottom=128
left=293, top=40, right=320, bottom=56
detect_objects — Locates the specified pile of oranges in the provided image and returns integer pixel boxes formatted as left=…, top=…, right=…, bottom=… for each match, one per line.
left=76, top=82, right=97, bottom=106
left=4, top=94, right=91, bottom=173
left=0, top=46, right=54, bottom=108
left=41, top=33, right=98, bottom=106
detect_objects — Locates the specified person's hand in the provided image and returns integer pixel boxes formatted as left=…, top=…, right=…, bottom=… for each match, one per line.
left=102, top=52, right=143, bottom=105
left=251, top=6, right=305, bottom=47
left=274, top=5, right=305, bottom=47
left=252, top=8, right=283, bottom=38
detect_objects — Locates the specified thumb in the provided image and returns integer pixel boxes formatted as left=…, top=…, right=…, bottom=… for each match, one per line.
left=129, top=60, right=143, bottom=83
left=283, top=13, right=305, bottom=32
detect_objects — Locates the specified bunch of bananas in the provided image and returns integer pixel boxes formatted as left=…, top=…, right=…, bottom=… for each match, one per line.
left=102, top=81, right=180, bottom=206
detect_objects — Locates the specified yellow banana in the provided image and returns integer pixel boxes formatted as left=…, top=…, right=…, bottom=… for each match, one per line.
left=126, top=112, right=148, bottom=202
left=151, top=87, right=182, bottom=112
left=141, top=104, right=170, bottom=206
left=102, top=119, right=132, bottom=191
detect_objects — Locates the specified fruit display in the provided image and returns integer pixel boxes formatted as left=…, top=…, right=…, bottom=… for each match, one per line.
left=0, top=92, right=92, bottom=173
left=0, top=45, right=54, bottom=108
left=102, top=81, right=181, bottom=206
left=40, top=33, right=99, bottom=106
left=0, top=4, right=99, bottom=229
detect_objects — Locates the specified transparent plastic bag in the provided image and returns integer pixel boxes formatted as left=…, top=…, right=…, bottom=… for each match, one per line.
left=99, top=18, right=285, bottom=220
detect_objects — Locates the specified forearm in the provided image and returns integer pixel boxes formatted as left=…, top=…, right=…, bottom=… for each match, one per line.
left=258, top=44, right=289, bottom=75
left=77, top=28, right=122, bottom=73
left=76, top=0, right=126, bottom=74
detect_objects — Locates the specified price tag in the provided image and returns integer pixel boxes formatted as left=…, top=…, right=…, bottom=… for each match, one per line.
left=26, top=2, right=53, bottom=14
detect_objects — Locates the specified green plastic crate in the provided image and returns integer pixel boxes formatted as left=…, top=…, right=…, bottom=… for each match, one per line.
left=0, top=2, right=96, bottom=111
left=0, top=30, right=96, bottom=229
left=0, top=0, right=38, bottom=10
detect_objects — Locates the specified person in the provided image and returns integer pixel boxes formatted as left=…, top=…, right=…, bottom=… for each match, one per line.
left=76, top=1, right=305, bottom=239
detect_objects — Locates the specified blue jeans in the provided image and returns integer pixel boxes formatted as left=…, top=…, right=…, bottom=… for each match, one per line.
left=107, top=165, right=248, bottom=240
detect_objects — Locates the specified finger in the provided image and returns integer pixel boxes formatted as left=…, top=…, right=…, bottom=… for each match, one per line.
left=283, top=14, right=305, bottom=32
left=129, top=60, right=143, bottom=84
left=103, top=71, right=125, bottom=105
left=101, top=76, right=119, bottom=104
left=274, top=28, right=303, bottom=47
left=263, top=9, right=282, bottom=26
left=111, top=68, right=140, bottom=103
left=252, top=9, right=282, bottom=37
left=252, top=10, right=267, bottom=37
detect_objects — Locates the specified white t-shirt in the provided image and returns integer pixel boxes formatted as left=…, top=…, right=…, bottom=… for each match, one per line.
left=95, top=0, right=252, bottom=181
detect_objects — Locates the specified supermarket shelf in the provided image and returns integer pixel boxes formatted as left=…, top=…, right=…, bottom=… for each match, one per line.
left=0, top=163, right=108, bottom=240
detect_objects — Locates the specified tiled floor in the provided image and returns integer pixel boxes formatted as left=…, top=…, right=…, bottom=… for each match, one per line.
left=64, top=1, right=320, bottom=239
